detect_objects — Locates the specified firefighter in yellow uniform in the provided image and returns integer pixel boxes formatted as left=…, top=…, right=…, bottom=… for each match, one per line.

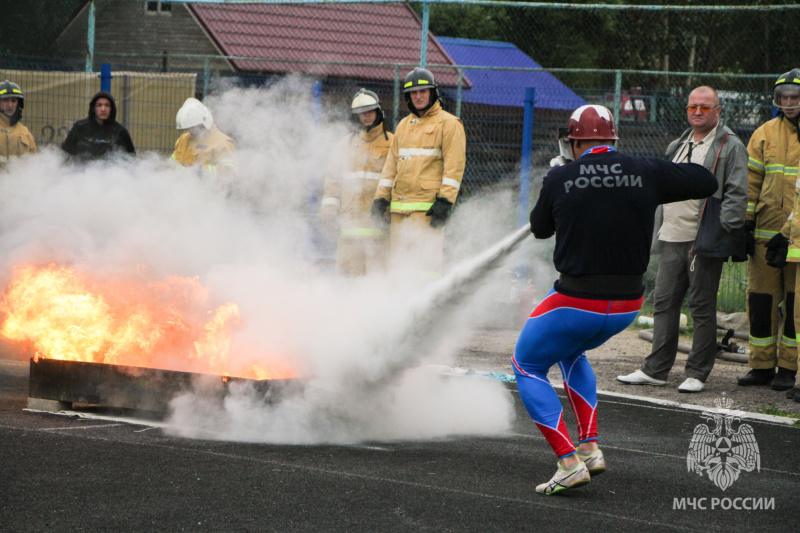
left=171, top=98, right=236, bottom=178
left=371, top=68, right=466, bottom=277
left=320, top=89, right=393, bottom=276
left=738, top=69, right=800, bottom=391
left=781, top=146, right=800, bottom=401
left=0, top=80, right=36, bottom=170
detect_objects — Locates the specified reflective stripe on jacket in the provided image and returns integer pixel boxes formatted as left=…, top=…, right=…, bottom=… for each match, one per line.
left=320, top=123, right=393, bottom=235
left=783, top=155, right=800, bottom=262
left=747, top=116, right=800, bottom=241
left=375, top=101, right=466, bottom=214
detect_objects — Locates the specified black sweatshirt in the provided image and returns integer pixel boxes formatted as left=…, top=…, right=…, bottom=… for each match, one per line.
left=530, top=149, right=717, bottom=277
left=61, top=91, right=135, bottom=161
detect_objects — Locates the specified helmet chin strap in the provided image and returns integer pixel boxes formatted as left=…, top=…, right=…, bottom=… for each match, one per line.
left=363, top=115, right=382, bottom=131
left=3, top=106, right=22, bottom=126
left=778, top=110, right=800, bottom=142
left=408, top=99, right=435, bottom=117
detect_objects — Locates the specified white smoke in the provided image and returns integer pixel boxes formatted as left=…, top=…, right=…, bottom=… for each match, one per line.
left=0, top=78, right=560, bottom=444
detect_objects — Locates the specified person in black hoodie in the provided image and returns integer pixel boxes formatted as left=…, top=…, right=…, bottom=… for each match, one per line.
left=61, top=91, right=135, bottom=161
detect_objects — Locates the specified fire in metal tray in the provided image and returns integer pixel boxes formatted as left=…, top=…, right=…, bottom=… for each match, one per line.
left=0, top=264, right=299, bottom=410
left=27, top=357, right=299, bottom=412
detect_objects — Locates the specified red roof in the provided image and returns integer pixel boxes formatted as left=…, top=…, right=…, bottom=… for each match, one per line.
left=189, top=2, right=469, bottom=87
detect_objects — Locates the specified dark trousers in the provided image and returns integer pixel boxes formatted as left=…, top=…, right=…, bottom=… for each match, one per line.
left=642, top=241, right=725, bottom=382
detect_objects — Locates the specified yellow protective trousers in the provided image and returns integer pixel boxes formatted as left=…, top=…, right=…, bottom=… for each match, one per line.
left=389, top=211, right=445, bottom=278
left=747, top=242, right=797, bottom=371
left=336, top=233, right=389, bottom=277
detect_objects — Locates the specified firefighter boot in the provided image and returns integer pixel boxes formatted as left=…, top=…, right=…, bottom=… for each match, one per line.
left=770, top=368, right=797, bottom=391
left=737, top=368, right=776, bottom=386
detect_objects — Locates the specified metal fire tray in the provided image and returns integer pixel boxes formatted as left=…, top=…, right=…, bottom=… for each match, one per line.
left=27, top=358, right=297, bottom=413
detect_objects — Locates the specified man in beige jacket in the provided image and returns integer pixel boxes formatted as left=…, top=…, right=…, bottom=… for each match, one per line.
left=320, top=89, right=393, bottom=276
left=372, top=68, right=466, bottom=277
left=738, top=69, right=800, bottom=392
left=0, top=80, right=36, bottom=170
left=171, top=98, right=236, bottom=179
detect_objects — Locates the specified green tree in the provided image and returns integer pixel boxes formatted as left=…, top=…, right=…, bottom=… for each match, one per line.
left=0, top=0, right=86, bottom=56
left=412, top=3, right=511, bottom=42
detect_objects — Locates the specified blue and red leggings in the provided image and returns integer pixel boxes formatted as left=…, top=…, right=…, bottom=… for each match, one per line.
left=512, top=289, right=642, bottom=458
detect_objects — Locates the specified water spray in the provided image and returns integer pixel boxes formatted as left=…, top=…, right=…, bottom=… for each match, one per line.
left=247, top=221, right=535, bottom=440
left=348, top=223, right=533, bottom=390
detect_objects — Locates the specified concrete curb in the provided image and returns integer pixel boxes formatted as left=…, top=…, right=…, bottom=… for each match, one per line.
left=428, top=365, right=800, bottom=427
left=593, top=389, right=799, bottom=427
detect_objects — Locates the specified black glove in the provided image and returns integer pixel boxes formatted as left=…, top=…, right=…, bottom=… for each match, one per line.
left=426, top=198, right=453, bottom=228
left=744, top=220, right=756, bottom=257
left=765, top=233, right=789, bottom=268
left=370, top=198, right=390, bottom=231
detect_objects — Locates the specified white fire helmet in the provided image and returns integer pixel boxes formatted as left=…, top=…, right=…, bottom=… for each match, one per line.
left=176, top=98, right=213, bottom=130
left=351, top=88, right=381, bottom=115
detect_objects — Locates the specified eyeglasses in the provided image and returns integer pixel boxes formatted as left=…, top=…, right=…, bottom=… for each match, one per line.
left=686, top=104, right=720, bottom=114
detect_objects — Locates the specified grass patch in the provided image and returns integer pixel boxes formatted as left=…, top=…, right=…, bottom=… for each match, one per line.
left=639, top=258, right=748, bottom=317
left=757, top=402, right=800, bottom=426
left=718, top=261, right=748, bottom=314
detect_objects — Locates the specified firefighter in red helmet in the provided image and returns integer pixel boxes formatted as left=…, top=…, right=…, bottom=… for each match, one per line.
left=513, top=104, right=717, bottom=495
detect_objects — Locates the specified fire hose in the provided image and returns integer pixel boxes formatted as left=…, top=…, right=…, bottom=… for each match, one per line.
left=637, top=327, right=749, bottom=364
left=358, top=223, right=533, bottom=388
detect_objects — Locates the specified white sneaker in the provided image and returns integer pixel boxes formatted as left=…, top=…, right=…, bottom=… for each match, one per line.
left=535, top=460, right=591, bottom=495
left=616, top=369, right=667, bottom=386
left=577, top=449, right=605, bottom=476
left=678, top=377, right=705, bottom=393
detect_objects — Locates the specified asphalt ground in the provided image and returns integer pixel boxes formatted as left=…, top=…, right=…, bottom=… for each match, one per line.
left=1, top=361, right=798, bottom=533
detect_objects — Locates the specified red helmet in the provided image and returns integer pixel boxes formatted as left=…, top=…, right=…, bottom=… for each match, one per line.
left=566, top=105, right=618, bottom=140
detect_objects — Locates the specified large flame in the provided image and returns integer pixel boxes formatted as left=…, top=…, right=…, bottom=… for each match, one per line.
left=0, top=264, right=295, bottom=380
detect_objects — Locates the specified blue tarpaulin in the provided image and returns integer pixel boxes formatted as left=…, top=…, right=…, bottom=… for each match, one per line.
left=437, top=37, right=586, bottom=110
